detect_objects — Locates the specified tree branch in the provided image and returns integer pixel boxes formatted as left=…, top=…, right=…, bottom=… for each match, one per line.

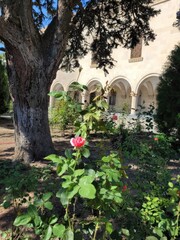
left=42, top=0, right=75, bottom=80
left=0, top=17, right=23, bottom=48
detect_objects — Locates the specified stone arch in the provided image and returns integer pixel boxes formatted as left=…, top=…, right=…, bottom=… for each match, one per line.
left=85, top=79, right=103, bottom=104
left=136, top=74, right=160, bottom=111
left=109, top=77, right=132, bottom=113
left=67, top=81, right=82, bottom=103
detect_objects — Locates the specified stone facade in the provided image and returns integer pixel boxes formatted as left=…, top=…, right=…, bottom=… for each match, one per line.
left=50, top=0, right=180, bottom=117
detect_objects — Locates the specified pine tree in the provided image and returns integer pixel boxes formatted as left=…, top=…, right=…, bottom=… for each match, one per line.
left=156, top=44, right=180, bottom=141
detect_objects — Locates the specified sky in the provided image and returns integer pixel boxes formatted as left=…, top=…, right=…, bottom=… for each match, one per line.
left=0, top=43, right=4, bottom=54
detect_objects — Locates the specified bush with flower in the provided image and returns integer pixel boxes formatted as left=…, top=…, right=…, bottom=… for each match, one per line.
left=13, top=133, right=127, bottom=239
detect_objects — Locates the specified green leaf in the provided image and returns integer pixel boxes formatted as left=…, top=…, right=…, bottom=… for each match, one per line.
left=56, top=191, right=69, bottom=206
left=68, top=82, right=88, bottom=91
left=101, top=101, right=108, bottom=109
left=56, top=190, right=61, bottom=198
left=102, top=156, right=111, bottom=163
left=122, top=228, right=130, bottom=236
left=13, top=214, right=32, bottom=226
left=95, top=100, right=102, bottom=108
left=69, top=159, right=76, bottom=168
left=79, top=175, right=95, bottom=186
left=34, top=216, right=42, bottom=227
left=81, top=148, right=90, bottom=158
left=96, top=171, right=105, bottom=177
left=48, top=91, right=67, bottom=99
left=49, top=216, right=58, bottom=225
left=65, top=149, right=72, bottom=159
left=68, top=185, right=80, bottom=199
left=145, top=237, right=158, bottom=240
left=106, top=222, right=113, bottom=234
left=64, top=228, right=74, bottom=240
left=44, top=154, right=63, bottom=163
left=74, top=169, right=85, bottom=177
left=168, top=182, right=173, bottom=188
left=42, top=192, right=53, bottom=202
left=87, top=169, right=96, bottom=177
left=58, top=163, right=68, bottom=176
left=100, top=188, right=107, bottom=195
left=44, top=225, right=52, bottom=240
left=53, top=224, right=66, bottom=238
left=153, top=227, right=163, bottom=237
left=34, top=198, right=44, bottom=207
left=44, top=201, right=53, bottom=210
left=62, top=179, right=73, bottom=188
left=79, top=184, right=96, bottom=199
left=27, top=204, right=37, bottom=218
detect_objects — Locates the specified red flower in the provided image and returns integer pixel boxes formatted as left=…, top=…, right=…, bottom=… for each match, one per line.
left=154, top=137, right=158, bottom=141
left=122, top=185, right=127, bottom=192
left=112, top=114, right=118, bottom=121
left=70, top=137, right=86, bottom=148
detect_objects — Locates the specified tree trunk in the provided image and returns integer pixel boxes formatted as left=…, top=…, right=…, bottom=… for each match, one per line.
left=7, top=52, right=55, bottom=163
left=13, top=98, right=55, bottom=163
left=0, top=0, right=76, bottom=163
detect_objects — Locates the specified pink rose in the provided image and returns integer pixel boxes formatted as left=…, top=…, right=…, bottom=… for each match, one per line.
left=154, top=137, right=158, bottom=141
left=112, top=114, right=118, bottom=121
left=70, top=136, right=86, bottom=148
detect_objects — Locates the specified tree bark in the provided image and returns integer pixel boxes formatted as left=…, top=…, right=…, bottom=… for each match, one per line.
left=13, top=98, right=55, bottom=163
left=6, top=49, right=55, bottom=163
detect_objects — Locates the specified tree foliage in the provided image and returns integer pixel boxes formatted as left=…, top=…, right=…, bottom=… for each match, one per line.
left=61, top=0, right=160, bottom=73
left=156, top=44, right=180, bottom=140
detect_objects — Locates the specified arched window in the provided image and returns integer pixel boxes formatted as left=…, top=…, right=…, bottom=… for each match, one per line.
left=90, top=92, right=96, bottom=103
left=109, top=89, right=116, bottom=106
left=74, top=91, right=80, bottom=102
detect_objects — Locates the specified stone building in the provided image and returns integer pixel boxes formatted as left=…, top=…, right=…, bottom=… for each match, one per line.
left=50, top=0, right=180, bottom=119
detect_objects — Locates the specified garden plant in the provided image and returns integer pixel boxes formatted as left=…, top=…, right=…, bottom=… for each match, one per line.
left=0, top=86, right=179, bottom=239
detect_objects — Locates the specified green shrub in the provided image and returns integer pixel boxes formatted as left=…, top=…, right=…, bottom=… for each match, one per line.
left=49, top=91, right=82, bottom=131
left=156, top=44, right=180, bottom=143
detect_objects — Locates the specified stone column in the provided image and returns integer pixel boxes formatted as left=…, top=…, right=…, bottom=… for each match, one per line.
left=130, top=91, right=138, bottom=115
left=81, top=92, right=86, bottom=104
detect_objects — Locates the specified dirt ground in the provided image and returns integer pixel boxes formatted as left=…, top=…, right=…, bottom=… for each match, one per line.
left=0, top=117, right=179, bottom=234
left=0, top=117, right=73, bottom=161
